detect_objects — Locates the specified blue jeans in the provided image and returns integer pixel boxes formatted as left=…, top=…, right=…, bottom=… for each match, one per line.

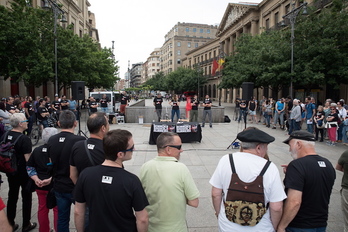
left=238, top=110, right=247, bottom=123
left=101, top=107, right=108, bottom=114
left=55, top=191, right=74, bottom=232
left=307, top=122, right=314, bottom=134
left=40, top=119, right=49, bottom=128
left=343, top=125, right=348, bottom=143
left=171, top=109, right=180, bottom=122
left=286, top=227, right=326, bottom=232
left=264, top=112, right=271, bottom=126
left=289, top=119, right=300, bottom=135
left=338, top=123, right=344, bottom=140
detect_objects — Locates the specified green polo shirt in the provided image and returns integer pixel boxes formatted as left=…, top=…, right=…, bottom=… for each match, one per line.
left=338, top=150, right=348, bottom=189
left=140, top=156, right=200, bottom=232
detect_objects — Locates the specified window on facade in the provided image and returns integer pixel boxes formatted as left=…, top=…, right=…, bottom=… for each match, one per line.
left=177, top=59, right=181, bottom=64
left=265, top=18, right=270, bottom=29
left=193, top=28, right=197, bottom=32
left=177, top=50, right=181, bottom=55
left=174, top=27, right=178, bottom=32
left=195, top=43, right=198, bottom=48
left=177, top=42, right=181, bottom=47
left=186, top=27, right=189, bottom=32
left=207, top=29, right=211, bottom=34
left=275, top=12, right=279, bottom=24
left=285, top=4, right=290, bottom=13
left=200, top=29, right=203, bottom=33
left=188, top=42, right=191, bottom=48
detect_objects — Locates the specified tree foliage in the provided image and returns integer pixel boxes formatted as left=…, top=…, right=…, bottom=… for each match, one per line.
left=220, top=0, right=348, bottom=92
left=0, top=0, right=118, bottom=92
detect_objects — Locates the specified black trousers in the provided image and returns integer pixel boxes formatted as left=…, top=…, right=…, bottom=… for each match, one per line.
left=6, top=169, right=32, bottom=227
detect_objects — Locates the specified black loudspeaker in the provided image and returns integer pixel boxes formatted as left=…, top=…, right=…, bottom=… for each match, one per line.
left=242, top=82, right=254, bottom=101
left=71, top=81, right=85, bottom=100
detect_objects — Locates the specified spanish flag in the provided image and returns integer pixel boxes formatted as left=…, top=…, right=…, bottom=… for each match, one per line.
left=217, top=58, right=224, bottom=72
left=212, top=58, right=219, bottom=76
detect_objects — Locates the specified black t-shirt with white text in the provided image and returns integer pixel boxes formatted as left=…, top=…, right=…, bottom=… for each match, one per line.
left=24, top=102, right=35, bottom=117
left=37, top=106, right=48, bottom=121
left=47, top=132, right=85, bottom=193
left=284, top=155, right=335, bottom=228
left=74, top=165, right=149, bottom=232
left=52, top=100, right=61, bottom=110
left=69, top=138, right=105, bottom=175
left=89, top=101, right=98, bottom=113
left=203, top=98, right=212, bottom=110
left=100, top=98, right=108, bottom=108
left=153, top=96, right=163, bottom=109
left=191, top=98, right=200, bottom=110
left=60, top=100, right=69, bottom=110
left=121, top=95, right=129, bottom=105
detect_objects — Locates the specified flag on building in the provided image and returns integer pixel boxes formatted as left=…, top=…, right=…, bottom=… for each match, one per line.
left=216, top=58, right=225, bottom=72
left=212, top=58, right=219, bottom=76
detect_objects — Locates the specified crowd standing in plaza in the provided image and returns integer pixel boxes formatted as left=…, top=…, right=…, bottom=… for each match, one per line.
left=0, top=93, right=348, bottom=232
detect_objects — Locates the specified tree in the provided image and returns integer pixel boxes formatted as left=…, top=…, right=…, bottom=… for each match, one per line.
left=165, top=67, right=206, bottom=93
left=143, top=72, right=166, bottom=90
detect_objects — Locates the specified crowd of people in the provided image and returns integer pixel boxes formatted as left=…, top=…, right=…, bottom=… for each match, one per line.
left=0, top=92, right=348, bottom=232
left=235, top=95, right=348, bottom=146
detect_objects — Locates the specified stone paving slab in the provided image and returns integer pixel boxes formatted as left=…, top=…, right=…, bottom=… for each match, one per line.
left=0, top=99, right=345, bottom=231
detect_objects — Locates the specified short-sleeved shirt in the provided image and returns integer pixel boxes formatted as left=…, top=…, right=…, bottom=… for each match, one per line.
left=100, top=98, right=108, bottom=108
left=284, top=155, right=335, bottom=228
left=37, top=106, right=48, bottom=121
left=305, top=103, right=316, bottom=119
left=191, top=99, right=200, bottom=111
left=74, top=165, right=149, bottom=232
left=6, top=104, right=16, bottom=112
left=60, top=100, right=69, bottom=110
left=69, top=138, right=105, bottom=175
left=89, top=101, right=98, bottom=113
left=140, top=156, right=200, bottom=232
left=153, top=96, right=163, bottom=109
left=171, top=101, right=179, bottom=110
left=52, top=100, right=61, bottom=110
left=24, top=102, right=35, bottom=117
left=47, top=132, right=85, bottom=193
left=27, top=144, right=53, bottom=191
left=209, top=152, right=286, bottom=232
left=203, top=98, right=212, bottom=110
left=338, top=150, right=348, bottom=190
left=121, top=95, right=129, bottom=105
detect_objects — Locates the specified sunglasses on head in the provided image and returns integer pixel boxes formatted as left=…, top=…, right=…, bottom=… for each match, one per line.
left=121, top=144, right=134, bottom=153
left=163, top=145, right=182, bottom=150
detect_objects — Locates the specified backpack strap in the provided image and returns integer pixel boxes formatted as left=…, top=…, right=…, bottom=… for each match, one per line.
left=1, top=131, right=9, bottom=143
left=84, top=140, right=96, bottom=166
left=228, top=154, right=236, bottom=174
left=259, top=160, right=271, bottom=176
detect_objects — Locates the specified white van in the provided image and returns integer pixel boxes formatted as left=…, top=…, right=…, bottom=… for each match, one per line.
left=89, top=91, right=121, bottom=114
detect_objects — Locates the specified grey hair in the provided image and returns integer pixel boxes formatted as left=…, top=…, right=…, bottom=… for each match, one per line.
left=293, top=139, right=315, bottom=147
left=241, top=142, right=259, bottom=150
left=42, top=127, right=58, bottom=144
left=9, top=113, right=26, bottom=128
left=330, top=103, right=337, bottom=107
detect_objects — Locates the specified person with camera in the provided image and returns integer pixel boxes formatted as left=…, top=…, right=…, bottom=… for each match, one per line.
left=190, top=95, right=200, bottom=122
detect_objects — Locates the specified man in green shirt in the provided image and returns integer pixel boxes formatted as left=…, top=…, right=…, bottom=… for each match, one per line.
left=336, top=150, right=348, bottom=231
left=140, top=132, right=200, bottom=232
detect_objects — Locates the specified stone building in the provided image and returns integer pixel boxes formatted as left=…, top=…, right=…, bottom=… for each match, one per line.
left=0, top=0, right=99, bottom=99
left=183, top=0, right=339, bottom=103
left=129, top=63, right=143, bottom=88
left=161, top=22, right=218, bottom=75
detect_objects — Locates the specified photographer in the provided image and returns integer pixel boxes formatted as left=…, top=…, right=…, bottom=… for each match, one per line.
left=190, top=95, right=199, bottom=122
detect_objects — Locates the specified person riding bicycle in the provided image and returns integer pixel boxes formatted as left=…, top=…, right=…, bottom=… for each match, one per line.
left=37, top=99, right=49, bottom=128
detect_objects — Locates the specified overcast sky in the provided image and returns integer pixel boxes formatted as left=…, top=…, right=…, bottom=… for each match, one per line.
left=88, top=0, right=260, bottom=78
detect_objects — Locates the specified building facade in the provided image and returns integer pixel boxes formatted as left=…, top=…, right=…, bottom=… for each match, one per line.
left=129, top=63, right=143, bottom=88
left=161, top=22, right=218, bottom=75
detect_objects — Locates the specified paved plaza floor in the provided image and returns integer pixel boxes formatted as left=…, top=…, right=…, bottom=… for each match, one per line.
left=0, top=99, right=345, bottom=231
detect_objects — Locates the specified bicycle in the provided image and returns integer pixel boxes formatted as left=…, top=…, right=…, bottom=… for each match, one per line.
left=30, top=113, right=58, bottom=146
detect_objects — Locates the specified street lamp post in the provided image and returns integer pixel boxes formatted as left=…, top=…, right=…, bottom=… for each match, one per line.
left=282, top=1, right=308, bottom=99
left=43, top=0, right=67, bottom=96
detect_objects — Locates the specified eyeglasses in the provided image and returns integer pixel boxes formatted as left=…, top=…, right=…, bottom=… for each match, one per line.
left=163, top=145, right=182, bottom=150
left=21, top=120, right=28, bottom=122
left=121, top=144, right=134, bottom=153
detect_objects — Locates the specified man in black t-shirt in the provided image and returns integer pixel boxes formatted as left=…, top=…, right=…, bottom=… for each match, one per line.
left=47, top=110, right=85, bottom=232
left=190, top=95, right=199, bottom=122
left=202, top=95, right=212, bottom=128
left=70, top=112, right=109, bottom=184
left=88, top=97, right=98, bottom=115
left=6, top=97, right=19, bottom=114
left=0, top=113, right=37, bottom=231
left=60, top=95, right=69, bottom=111
left=278, top=131, right=336, bottom=231
left=120, top=92, right=130, bottom=115
left=24, top=96, right=35, bottom=134
left=153, top=93, right=163, bottom=122
left=74, top=129, right=149, bottom=232
left=37, top=99, right=49, bottom=128
left=99, top=94, right=108, bottom=114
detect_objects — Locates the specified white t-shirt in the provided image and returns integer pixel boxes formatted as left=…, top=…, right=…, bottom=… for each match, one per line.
left=209, top=152, right=287, bottom=232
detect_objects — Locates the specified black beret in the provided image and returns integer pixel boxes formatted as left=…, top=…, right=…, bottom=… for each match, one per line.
left=283, top=130, right=315, bottom=144
left=237, top=128, right=275, bottom=144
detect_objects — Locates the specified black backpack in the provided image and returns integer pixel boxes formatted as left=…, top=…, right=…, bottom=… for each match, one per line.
left=0, top=131, right=23, bottom=174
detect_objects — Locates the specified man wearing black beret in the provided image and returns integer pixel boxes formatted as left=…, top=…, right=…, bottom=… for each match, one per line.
left=210, top=128, right=286, bottom=231
left=278, top=131, right=336, bottom=232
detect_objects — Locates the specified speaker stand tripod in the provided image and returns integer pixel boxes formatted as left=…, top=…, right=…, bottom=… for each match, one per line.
left=77, top=100, right=88, bottom=138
